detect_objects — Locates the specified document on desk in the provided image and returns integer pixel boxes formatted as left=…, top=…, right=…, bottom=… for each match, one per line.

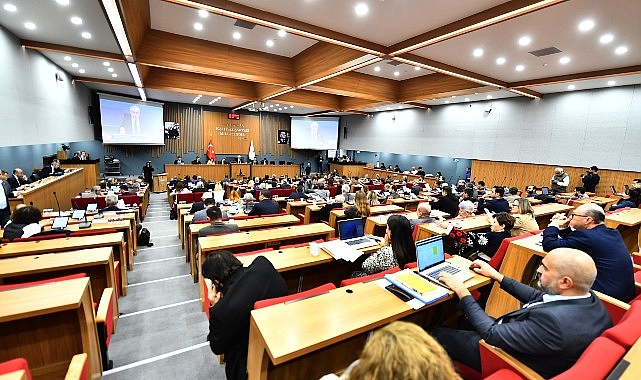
left=319, top=240, right=364, bottom=262
left=384, top=269, right=449, bottom=306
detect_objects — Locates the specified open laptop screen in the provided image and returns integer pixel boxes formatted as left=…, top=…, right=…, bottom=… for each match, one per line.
left=337, top=218, right=365, bottom=240
left=541, top=187, right=550, bottom=195
left=416, top=236, right=445, bottom=271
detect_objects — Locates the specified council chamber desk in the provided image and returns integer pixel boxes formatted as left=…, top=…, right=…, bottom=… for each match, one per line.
left=9, top=168, right=85, bottom=212
left=604, top=208, right=641, bottom=253
left=60, top=160, right=100, bottom=190
left=247, top=256, right=490, bottom=380
left=251, top=164, right=299, bottom=179
left=0, top=277, right=102, bottom=379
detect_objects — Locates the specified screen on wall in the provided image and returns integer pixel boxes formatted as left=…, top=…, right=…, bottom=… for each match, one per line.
left=290, top=117, right=339, bottom=150
left=98, top=93, right=165, bottom=145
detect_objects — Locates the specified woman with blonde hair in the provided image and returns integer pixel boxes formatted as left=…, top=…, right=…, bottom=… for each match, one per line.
left=345, top=190, right=371, bottom=218
left=228, top=189, right=241, bottom=203
left=510, top=198, right=539, bottom=236
left=323, top=321, right=461, bottom=380
left=366, top=190, right=379, bottom=205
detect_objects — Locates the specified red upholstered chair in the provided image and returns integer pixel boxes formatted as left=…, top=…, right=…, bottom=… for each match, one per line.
left=411, top=223, right=426, bottom=240
left=602, top=300, right=641, bottom=349
left=176, top=193, right=194, bottom=204
left=339, top=267, right=400, bottom=287
left=327, top=186, right=338, bottom=197
left=487, top=233, right=535, bottom=270
left=0, top=358, right=32, bottom=380
left=64, top=353, right=88, bottom=380
left=279, top=239, right=324, bottom=250
left=119, top=194, right=140, bottom=206
left=632, top=252, right=641, bottom=266
left=0, top=274, right=116, bottom=370
left=227, top=215, right=257, bottom=221
left=193, top=219, right=209, bottom=224
left=193, top=192, right=203, bottom=202
left=11, top=233, right=69, bottom=242
left=482, top=368, right=526, bottom=380
left=254, top=283, right=336, bottom=309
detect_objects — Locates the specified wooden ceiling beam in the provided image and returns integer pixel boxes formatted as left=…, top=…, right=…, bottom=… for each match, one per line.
left=71, top=77, right=134, bottom=87
left=119, top=0, right=151, bottom=56
left=143, top=67, right=257, bottom=100
left=137, top=30, right=295, bottom=86
left=269, top=89, right=341, bottom=111
left=340, top=98, right=388, bottom=112
left=508, top=65, right=641, bottom=87
left=388, top=0, right=568, bottom=55
left=398, top=73, right=488, bottom=102
left=254, top=83, right=292, bottom=101
left=305, top=71, right=397, bottom=102
left=21, top=40, right=123, bottom=61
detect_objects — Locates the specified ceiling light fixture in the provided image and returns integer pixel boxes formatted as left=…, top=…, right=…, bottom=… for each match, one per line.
left=614, top=46, right=628, bottom=55
left=486, top=95, right=493, bottom=99
left=568, top=84, right=575, bottom=90
left=71, top=63, right=79, bottom=68
left=81, top=32, right=92, bottom=39
left=599, top=34, right=614, bottom=44
left=473, top=48, right=484, bottom=57
left=393, top=71, right=400, bottom=77
left=111, top=73, right=118, bottom=78
left=194, top=22, right=203, bottom=31
left=102, top=0, right=133, bottom=60
left=518, top=36, right=531, bottom=46
left=24, top=22, right=36, bottom=30
left=56, top=0, right=70, bottom=5
left=559, top=56, right=570, bottom=64
left=392, top=57, right=504, bottom=88
left=578, top=19, right=595, bottom=32
left=444, top=100, right=450, bottom=104
left=192, top=94, right=202, bottom=103
left=3, top=4, right=17, bottom=12
left=607, top=80, right=616, bottom=86
left=127, top=62, right=143, bottom=88
left=414, top=66, right=421, bottom=71
left=354, top=3, right=369, bottom=16
left=70, top=16, right=82, bottom=25
left=515, top=64, right=525, bottom=71
left=64, top=56, right=72, bottom=61
left=266, top=39, right=274, bottom=47
left=137, top=87, right=146, bottom=101
left=79, top=69, right=85, bottom=74
left=198, top=9, right=208, bottom=18
left=496, top=57, right=506, bottom=65
left=374, top=66, right=381, bottom=72
left=509, top=88, right=539, bottom=99
left=107, top=67, right=114, bottom=72
left=465, top=98, right=470, bottom=101
left=232, top=31, right=241, bottom=40
left=278, top=29, right=286, bottom=37
left=103, top=61, right=110, bottom=66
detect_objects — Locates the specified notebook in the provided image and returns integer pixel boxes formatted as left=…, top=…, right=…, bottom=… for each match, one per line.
left=337, top=218, right=378, bottom=249
left=416, top=236, right=472, bottom=287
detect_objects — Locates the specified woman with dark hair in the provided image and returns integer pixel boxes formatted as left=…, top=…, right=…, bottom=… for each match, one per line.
left=610, top=188, right=641, bottom=211
left=357, top=215, right=416, bottom=276
left=345, top=190, right=371, bottom=218
left=202, top=250, right=287, bottom=380
left=3, top=205, right=42, bottom=240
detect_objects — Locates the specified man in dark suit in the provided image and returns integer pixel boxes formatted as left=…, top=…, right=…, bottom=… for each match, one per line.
left=39, top=159, right=64, bottom=178
left=0, top=170, right=16, bottom=226
left=248, top=189, right=280, bottom=216
left=198, top=206, right=240, bottom=237
left=100, top=194, right=126, bottom=212
left=429, top=186, right=459, bottom=217
left=432, top=248, right=612, bottom=379
left=542, top=203, right=635, bottom=302
left=477, top=186, right=510, bottom=214
left=287, top=186, right=308, bottom=200
left=119, top=105, right=143, bottom=134
left=7, top=168, right=29, bottom=190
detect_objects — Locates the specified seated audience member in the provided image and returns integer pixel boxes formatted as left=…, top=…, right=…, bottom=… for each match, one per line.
left=202, top=250, right=287, bottom=380
left=455, top=179, right=467, bottom=194
left=7, top=168, right=29, bottom=190
left=318, top=194, right=346, bottom=222
left=198, top=206, right=239, bottom=237
left=100, top=194, right=125, bottom=212
left=550, top=167, right=570, bottom=194
left=430, top=186, right=459, bottom=217
left=174, top=156, right=184, bottom=165
left=248, top=189, right=280, bottom=216
left=504, top=187, right=520, bottom=204
left=228, top=189, right=241, bottom=203
left=344, top=191, right=371, bottom=218
left=610, top=187, right=640, bottom=211
left=189, top=192, right=212, bottom=214
left=321, top=321, right=460, bottom=380
left=118, top=184, right=135, bottom=196
left=477, top=186, right=510, bottom=214
left=415, top=166, right=426, bottom=177
left=366, top=190, right=380, bottom=205
left=542, top=203, right=635, bottom=302
left=39, top=159, right=64, bottom=178
left=460, top=187, right=478, bottom=204
left=465, top=212, right=515, bottom=259
left=456, top=200, right=475, bottom=219
left=191, top=156, right=202, bottom=164
left=432, top=249, right=612, bottom=378
left=525, top=185, right=538, bottom=197
left=356, top=215, right=415, bottom=276
left=3, top=205, right=42, bottom=240
left=288, top=186, right=308, bottom=200
left=192, top=198, right=216, bottom=223
left=409, top=202, right=435, bottom=230
left=581, top=165, right=600, bottom=193
left=510, top=198, right=539, bottom=236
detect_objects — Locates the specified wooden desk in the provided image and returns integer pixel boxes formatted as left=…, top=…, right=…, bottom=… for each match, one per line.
left=285, top=201, right=309, bottom=217
left=386, top=197, right=426, bottom=211
left=605, top=208, right=641, bottom=253
left=165, top=164, right=230, bottom=182
left=0, top=247, right=119, bottom=328
left=364, top=210, right=450, bottom=236
left=60, top=162, right=100, bottom=190
left=231, top=163, right=251, bottom=180
left=153, top=173, right=167, bottom=193
left=10, top=168, right=84, bottom=211
left=177, top=203, right=193, bottom=241
left=0, top=232, right=128, bottom=296
left=485, top=234, right=544, bottom=318
left=531, top=203, right=574, bottom=228
left=328, top=205, right=403, bottom=229
left=251, top=165, right=299, bottom=179
left=186, top=214, right=300, bottom=281
left=415, top=215, right=492, bottom=241
left=247, top=256, right=489, bottom=380
left=614, top=337, right=641, bottom=380
left=0, top=277, right=101, bottom=379
left=573, top=196, right=621, bottom=210
left=303, top=203, right=332, bottom=224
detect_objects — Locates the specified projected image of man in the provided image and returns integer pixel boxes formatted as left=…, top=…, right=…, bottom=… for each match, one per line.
left=120, top=105, right=143, bottom=135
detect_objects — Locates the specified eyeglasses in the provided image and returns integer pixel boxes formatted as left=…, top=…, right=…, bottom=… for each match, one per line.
left=571, top=213, right=590, bottom=218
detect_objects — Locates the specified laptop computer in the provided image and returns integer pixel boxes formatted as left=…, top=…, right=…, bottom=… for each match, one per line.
left=337, top=218, right=378, bottom=249
left=541, top=187, right=550, bottom=195
left=416, top=236, right=473, bottom=286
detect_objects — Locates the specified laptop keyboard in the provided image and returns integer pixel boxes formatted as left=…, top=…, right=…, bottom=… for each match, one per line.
left=427, top=265, right=461, bottom=278
left=345, top=237, right=370, bottom=245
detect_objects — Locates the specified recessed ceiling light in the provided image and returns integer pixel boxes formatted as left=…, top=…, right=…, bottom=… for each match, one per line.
left=568, top=85, right=575, bottom=90
left=374, top=66, right=380, bottom=72
left=71, top=63, right=79, bottom=68
left=486, top=95, right=493, bottom=99
left=81, top=32, right=92, bottom=39
left=599, top=34, right=614, bottom=44
left=615, top=46, right=628, bottom=55
left=444, top=100, right=450, bottom=104
left=266, top=39, right=274, bottom=47
left=559, top=56, right=570, bottom=64
left=578, top=19, right=595, bottom=32
left=111, top=73, right=118, bottom=78
left=278, top=30, right=286, bottom=37
left=607, top=80, right=616, bottom=86
left=79, top=69, right=85, bottom=74
left=56, top=0, right=70, bottom=5
left=496, top=57, right=506, bottom=65
left=375, top=108, right=380, bottom=111
left=515, top=64, right=525, bottom=71
left=70, top=16, right=82, bottom=25
left=103, top=61, right=110, bottom=67
left=465, top=98, right=470, bottom=101
left=107, top=67, right=114, bottom=72
left=393, top=71, right=400, bottom=77
left=290, top=106, right=294, bottom=108
left=414, top=66, right=421, bottom=71
left=473, top=48, right=484, bottom=57
left=518, top=36, right=531, bottom=46
left=278, top=108, right=282, bottom=111
left=194, top=22, right=203, bottom=31
left=275, top=104, right=280, bottom=107
left=354, top=3, right=368, bottom=16
left=269, top=105, right=274, bottom=108
left=3, top=4, right=17, bottom=12
left=24, top=22, right=36, bottom=30
left=198, top=9, right=208, bottom=18
left=64, top=56, right=72, bottom=61
left=232, top=31, right=241, bottom=40
left=451, top=95, right=456, bottom=98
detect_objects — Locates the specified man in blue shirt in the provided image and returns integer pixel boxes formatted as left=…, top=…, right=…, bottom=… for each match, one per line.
left=477, top=186, right=510, bottom=214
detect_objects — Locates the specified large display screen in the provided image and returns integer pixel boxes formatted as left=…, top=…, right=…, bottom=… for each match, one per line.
left=290, top=117, right=339, bottom=150
left=99, top=93, right=165, bottom=145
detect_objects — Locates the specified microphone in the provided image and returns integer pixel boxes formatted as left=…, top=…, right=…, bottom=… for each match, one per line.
left=78, top=210, right=91, bottom=229
left=501, top=176, right=507, bottom=186
left=472, top=176, right=476, bottom=183
left=53, top=191, right=62, bottom=216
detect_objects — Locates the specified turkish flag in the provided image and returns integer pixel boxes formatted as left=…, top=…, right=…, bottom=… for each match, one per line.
left=206, top=139, right=216, bottom=161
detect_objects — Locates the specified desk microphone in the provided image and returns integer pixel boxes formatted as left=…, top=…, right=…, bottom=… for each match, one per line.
left=472, top=176, right=476, bottom=183
left=78, top=211, right=91, bottom=229
left=501, top=176, right=507, bottom=187
left=53, top=191, right=62, bottom=217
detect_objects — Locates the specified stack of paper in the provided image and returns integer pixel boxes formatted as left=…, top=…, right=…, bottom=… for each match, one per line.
left=385, top=269, right=449, bottom=305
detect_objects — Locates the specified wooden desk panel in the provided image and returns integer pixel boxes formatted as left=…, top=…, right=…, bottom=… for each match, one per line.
left=531, top=203, right=573, bottom=228
left=13, top=168, right=85, bottom=211
left=153, top=173, right=167, bottom=193
left=605, top=208, right=641, bottom=253
left=328, top=205, right=403, bottom=229
left=247, top=256, right=489, bottom=380
left=231, top=164, right=251, bottom=180
left=60, top=162, right=100, bottom=190
left=165, top=164, right=230, bottom=182
left=415, top=215, right=492, bottom=241
left=251, top=165, right=299, bottom=179
left=0, top=278, right=101, bottom=379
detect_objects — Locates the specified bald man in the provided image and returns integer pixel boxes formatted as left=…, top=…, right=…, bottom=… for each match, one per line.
left=409, top=202, right=434, bottom=230
left=542, top=203, right=635, bottom=302
left=432, top=248, right=612, bottom=378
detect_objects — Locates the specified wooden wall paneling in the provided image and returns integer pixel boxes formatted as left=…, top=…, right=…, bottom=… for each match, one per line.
left=471, top=160, right=641, bottom=196
left=259, top=113, right=294, bottom=161
left=165, top=164, right=231, bottom=182
left=204, top=111, right=260, bottom=155
left=251, top=165, right=299, bottom=179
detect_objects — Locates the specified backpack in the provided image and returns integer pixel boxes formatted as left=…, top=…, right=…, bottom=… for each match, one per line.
left=138, top=228, right=153, bottom=247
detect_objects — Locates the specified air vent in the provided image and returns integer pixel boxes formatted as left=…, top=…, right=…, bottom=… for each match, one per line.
left=529, top=47, right=562, bottom=57
left=234, top=19, right=256, bottom=30
left=386, top=60, right=401, bottom=66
